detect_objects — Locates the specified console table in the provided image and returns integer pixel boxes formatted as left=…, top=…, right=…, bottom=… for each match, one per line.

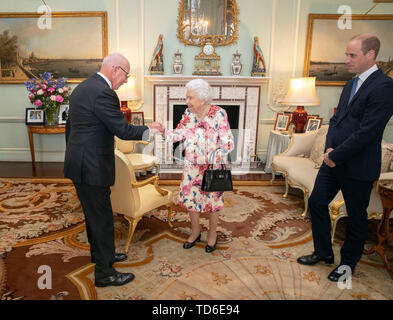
left=27, top=125, right=66, bottom=168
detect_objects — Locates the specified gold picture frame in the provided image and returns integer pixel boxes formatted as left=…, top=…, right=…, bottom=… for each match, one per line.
left=303, top=14, right=393, bottom=86
left=0, top=11, right=108, bottom=84
left=177, top=0, right=239, bottom=47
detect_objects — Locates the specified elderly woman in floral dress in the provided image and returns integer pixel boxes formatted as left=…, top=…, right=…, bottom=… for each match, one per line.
left=164, top=79, right=234, bottom=253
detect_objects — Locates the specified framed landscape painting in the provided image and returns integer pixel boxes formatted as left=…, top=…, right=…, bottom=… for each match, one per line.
left=0, top=11, right=108, bottom=84
left=303, top=14, right=393, bottom=86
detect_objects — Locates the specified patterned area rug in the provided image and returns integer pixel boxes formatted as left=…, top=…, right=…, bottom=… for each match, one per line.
left=1, top=178, right=392, bottom=300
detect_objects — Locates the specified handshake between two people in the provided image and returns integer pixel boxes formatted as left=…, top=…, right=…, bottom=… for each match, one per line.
left=147, top=122, right=165, bottom=136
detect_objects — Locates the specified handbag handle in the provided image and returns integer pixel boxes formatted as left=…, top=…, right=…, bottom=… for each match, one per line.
left=208, top=148, right=227, bottom=170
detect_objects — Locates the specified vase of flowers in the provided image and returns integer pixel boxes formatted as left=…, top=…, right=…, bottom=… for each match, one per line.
left=25, top=72, right=71, bottom=126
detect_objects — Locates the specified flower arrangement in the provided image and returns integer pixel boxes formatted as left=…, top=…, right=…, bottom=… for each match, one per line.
left=24, top=72, right=71, bottom=124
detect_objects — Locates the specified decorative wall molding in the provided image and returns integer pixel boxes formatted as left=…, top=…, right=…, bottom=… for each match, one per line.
left=0, top=148, right=64, bottom=153
left=140, top=0, right=145, bottom=99
left=0, top=117, right=24, bottom=123
left=266, top=0, right=302, bottom=112
left=145, top=75, right=270, bottom=85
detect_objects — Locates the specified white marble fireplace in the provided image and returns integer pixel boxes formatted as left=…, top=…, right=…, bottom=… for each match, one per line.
left=145, top=75, right=269, bottom=172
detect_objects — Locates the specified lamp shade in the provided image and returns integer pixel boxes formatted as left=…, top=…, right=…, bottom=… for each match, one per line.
left=115, top=75, right=140, bottom=101
left=281, top=77, right=320, bottom=106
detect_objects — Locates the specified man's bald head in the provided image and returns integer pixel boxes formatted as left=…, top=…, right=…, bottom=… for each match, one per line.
left=100, top=53, right=129, bottom=73
left=99, top=53, right=130, bottom=90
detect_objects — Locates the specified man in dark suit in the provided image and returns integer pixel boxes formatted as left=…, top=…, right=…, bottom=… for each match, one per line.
left=64, top=53, right=163, bottom=287
left=297, top=33, right=393, bottom=282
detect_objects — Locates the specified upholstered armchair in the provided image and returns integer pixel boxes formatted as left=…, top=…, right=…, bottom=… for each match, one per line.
left=272, top=125, right=393, bottom=242
left=114, top=137, right=160, bottom=174
left=111, top=149, right=173, bottom=253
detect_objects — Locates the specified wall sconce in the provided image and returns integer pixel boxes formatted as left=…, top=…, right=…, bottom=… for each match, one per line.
left=281, top=77, right=320, bottom=133
left=116, top=75, right=144, bottom=122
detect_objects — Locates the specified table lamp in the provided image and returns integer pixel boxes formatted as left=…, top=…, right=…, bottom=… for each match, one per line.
left=281, top=77, right=320, bottom=133
left=116, top=75, right=143, bottom=122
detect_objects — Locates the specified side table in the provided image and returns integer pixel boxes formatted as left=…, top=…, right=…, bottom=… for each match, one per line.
left=264, top=130, right=291, bottom=176
left=27, top=125, right=66, bottom=169
left=363, top=179, right=393, bottom=279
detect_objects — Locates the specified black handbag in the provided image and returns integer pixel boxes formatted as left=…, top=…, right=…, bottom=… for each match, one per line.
left=201, top=150, right=233, bottom=192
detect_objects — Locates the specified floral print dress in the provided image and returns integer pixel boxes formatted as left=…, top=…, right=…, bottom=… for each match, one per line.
left=166, top=105, right=235, bottom=213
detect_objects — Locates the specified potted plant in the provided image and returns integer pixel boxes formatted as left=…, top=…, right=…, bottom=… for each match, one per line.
left=24, top=72, right=71, bottom=125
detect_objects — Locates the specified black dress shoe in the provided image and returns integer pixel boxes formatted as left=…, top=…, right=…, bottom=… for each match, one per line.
left=205, top=236, right=218, bottom=253
left=328, top=265, right=353, bottom=282
left=95, top=271, right=135, bottom=287
left=297, top=253, right=334, bottom=266
left=91, top=253, right=127, bottom=263
left=183, top=234, right=201, bottom=249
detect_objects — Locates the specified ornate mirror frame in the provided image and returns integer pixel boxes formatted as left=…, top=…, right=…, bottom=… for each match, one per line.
left=177, top=0, right=239, bottom=46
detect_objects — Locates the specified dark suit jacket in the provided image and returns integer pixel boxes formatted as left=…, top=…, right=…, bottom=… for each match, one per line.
left=64, top=73, right=149, bottom=186
left=326, top=69, right=393, bottom=181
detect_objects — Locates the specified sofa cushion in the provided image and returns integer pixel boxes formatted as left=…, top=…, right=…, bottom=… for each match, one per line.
left=286, top=159, right=318, bottom=192
left=381, top=141, right=393, bottom=173
left=309, top=125, right=329, bottom=167
left=273, top=155, right=308, bottom=174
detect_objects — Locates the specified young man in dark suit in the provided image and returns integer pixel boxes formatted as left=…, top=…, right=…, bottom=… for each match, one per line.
left=64, top=53, right=163, bottom=287
left=297, top=33, right=393, bottom=281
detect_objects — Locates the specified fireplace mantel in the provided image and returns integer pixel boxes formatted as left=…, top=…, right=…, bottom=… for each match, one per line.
left=145, top=75, right=270, bottom=85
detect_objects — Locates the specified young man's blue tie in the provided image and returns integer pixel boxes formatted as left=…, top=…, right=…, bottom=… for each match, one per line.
left=348, top=77, right=359, bottom=104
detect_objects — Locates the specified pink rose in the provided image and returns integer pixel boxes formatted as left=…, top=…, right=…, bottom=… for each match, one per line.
left=48, top=87, right=55, bottom=94
left=35, top=99, right=42, bottom=107
left=56, top=95, right=64, bottom=103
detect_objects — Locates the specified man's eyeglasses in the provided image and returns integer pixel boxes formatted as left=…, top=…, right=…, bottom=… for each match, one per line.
left=117, top=65, right=130, bottom=78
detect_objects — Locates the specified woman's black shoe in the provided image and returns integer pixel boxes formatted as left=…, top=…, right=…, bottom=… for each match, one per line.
left=183, top=233, right=201, bottom=249
left=205, top=236, right=218, bottom=253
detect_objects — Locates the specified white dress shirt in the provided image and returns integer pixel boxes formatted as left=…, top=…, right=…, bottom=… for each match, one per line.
left=97, top=72, right=112, bottom=89
left=353, top=64, right=378, bottom=94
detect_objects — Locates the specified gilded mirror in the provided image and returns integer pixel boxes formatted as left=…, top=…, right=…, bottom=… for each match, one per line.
left=177, top=0, right=239, bottom=46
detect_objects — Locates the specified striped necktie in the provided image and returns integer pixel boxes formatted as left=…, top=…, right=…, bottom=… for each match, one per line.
left=348, top=77, right=359, bottom=105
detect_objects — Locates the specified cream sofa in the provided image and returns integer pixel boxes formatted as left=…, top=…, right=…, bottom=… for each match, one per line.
left=271, top=125, right=393, bottom=241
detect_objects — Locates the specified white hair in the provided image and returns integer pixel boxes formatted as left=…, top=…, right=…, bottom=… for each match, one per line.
left=185, top=79, right=212, bottom=106
left=101, top=53, right=128, bottom=68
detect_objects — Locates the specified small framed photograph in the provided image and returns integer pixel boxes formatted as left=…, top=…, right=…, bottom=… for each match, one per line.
left=305, top=117, right=322, bottom=132
left=130, top=112, right=144, bottom=126
left=25, top=108, right=45, bottom=125
left=274, top=112, right=291, bottom=131
left=58, top=105, right=69, bottom=124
